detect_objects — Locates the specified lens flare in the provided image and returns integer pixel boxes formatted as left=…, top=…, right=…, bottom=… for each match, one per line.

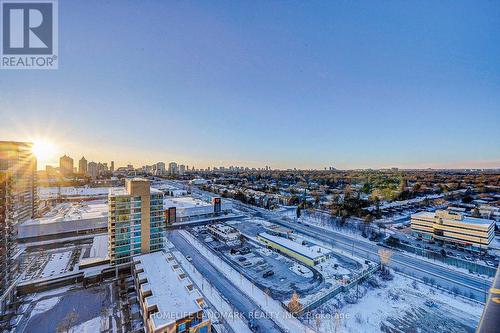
left=32, top=140, right=57, bottom=165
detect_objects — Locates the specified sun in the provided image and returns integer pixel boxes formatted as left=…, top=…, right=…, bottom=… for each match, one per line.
left=32, top=140, right=57, bottom=163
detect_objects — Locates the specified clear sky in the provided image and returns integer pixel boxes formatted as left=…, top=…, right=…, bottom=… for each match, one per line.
left=1, top=0, right=499, bottom=170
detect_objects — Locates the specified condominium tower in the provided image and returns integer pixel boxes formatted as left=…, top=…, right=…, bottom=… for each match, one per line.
left=108, top=178, right=165, bottom=265
left=0, top=141, right=38, bottom=307
left=59, top=154, right=74, bottom=175
left=78, top=156, right=88, bottom=174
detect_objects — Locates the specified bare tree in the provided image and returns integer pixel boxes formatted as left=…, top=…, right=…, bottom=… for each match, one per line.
left=56, top=309, right=79, bottom=333
left=378, top=248, right=393, bottom=271
left=287, top=291, right=302, bottom=314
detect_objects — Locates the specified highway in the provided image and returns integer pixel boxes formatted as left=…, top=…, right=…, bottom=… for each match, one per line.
left=233, top=202, right=493, bottom=302
left=168, top=230, right=282, bottom=333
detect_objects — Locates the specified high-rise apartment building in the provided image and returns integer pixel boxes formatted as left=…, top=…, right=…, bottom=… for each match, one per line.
left=108, top=178, right=165, bottom=265
left=0, top=141, right=38, bottom=306
left=88, top=162, right=98, bottom=180
left=168, top=162, right=178, bottom=175
left=110, top=161, right=115, bottom=173
left=155, top=162, right=165, bottom=176
left=78, top=156, right=88, bottom=174
left=59, top=154, right=74, bottom=175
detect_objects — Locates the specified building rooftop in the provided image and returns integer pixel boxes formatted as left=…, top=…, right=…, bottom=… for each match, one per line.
left=38, top=186, right=110, bottom=200
left=80, top=234, right=109, bottom=267
left=23, top=200, right=108, bottom=226
left=89, top=234, right=108, bottom=259
left=133, top=251, right=203, bottom=329
left=163, top=196, right=212, bottom=209
left=258, top=232, right=330, bottom=260
left=412, top=211, right=495, bottom=227
left=208, top=223, right=239, bottom=235
left=108, top=186, right=162, bottom=196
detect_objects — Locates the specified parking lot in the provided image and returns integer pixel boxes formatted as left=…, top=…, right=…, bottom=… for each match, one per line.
left=392, top=233, right=499, bottom=268
left=19, top=244, right=88, bottom=282
left=191, top=218, right=367, bottom=302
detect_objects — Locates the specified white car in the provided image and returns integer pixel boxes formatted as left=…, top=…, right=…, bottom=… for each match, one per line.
left=186, top=256, right=192, bottom=262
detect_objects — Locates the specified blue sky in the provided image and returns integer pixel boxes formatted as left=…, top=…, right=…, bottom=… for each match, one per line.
left=1, top=0, right=499, bottom=169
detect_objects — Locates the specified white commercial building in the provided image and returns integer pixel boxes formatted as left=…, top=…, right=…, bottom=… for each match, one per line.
left=38, top=186, right=110, bottom=201
left=18, top=200, right=108, bottom=239
left=164, top=196, right=231, bottom=223
left=207, top=223, right=241, bottom=245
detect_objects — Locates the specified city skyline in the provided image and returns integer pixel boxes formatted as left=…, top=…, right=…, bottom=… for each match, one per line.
left=3, top=138, right=500, bottom=171
left=2, top=1, right=499, bottom=170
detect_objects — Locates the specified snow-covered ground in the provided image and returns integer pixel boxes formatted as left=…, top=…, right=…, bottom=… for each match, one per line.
left=16, top=281, right=126, bottom=333
left=305, top=272, right=483, bottom=333
left=293, top=212, right=494, bottom=282
left=256, top=247, right=274, bottom=256
left=40, top=251, right=72, bottom=278
left=170, top=247, right=253, bottom=333
left=30, top=297, right=61, bottom=317
left=290, top=263, right=313, bottom=278
left=179, top=230, right=316, bottom=333
left=68, top=317, right=101, bottom=333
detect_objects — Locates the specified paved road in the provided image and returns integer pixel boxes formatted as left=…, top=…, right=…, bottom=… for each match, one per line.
left=233, top=202, right=493, bottom=302
left=176, top=183, right=493, bottom=301
left=168, top=230, right=282, bottom=333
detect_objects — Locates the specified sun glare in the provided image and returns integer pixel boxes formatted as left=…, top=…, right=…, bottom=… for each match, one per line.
left=32, top=140, right=57, bottom=163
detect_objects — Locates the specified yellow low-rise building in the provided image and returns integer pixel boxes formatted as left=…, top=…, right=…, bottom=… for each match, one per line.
left=411, top=209, right=495, bottom=252
left=257, top=232, right=329, bottom=266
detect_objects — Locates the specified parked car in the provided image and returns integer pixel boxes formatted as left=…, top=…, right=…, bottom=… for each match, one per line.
left=263, top=270, right=274, bottom=278
left=239, top=248, right=251, bottom=255
left=186, top=256, right=192, bottom=262
left=238, top=257, right=247, bottom=262
left=424, top=300, right=436, bottom=308
left=486, top=261, right=497, bottom=267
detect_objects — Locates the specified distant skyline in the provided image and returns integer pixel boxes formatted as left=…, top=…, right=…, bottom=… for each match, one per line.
left=1, top=1, right=499, bottom=170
